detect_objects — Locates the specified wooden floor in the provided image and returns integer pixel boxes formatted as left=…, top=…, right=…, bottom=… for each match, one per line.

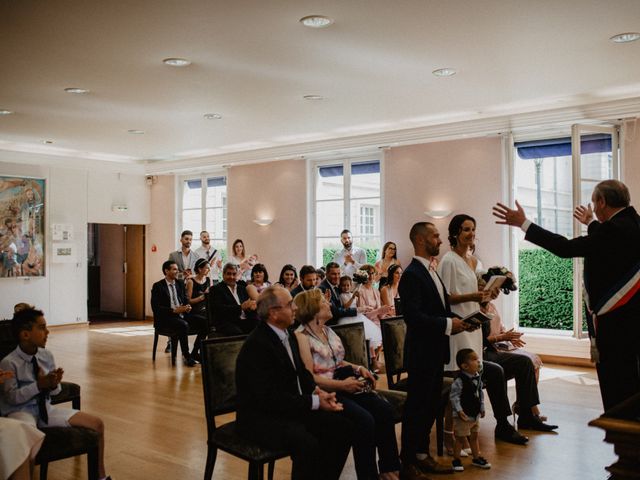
left=40, top=320, right=615, bottom=480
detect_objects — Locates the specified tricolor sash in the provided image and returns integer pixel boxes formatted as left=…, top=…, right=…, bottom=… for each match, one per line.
left=585, top=260, right=640, bottom=334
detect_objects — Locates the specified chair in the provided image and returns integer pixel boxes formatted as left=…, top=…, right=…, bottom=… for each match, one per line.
left=151, top=315, right=202, bottom=365
left=35, top=427, right=100, bottom=480
left=0, top=320, right=81, bottom=408
left=331, top=321, right=408, bottom=424
left=380, top=316, right=451, bottom=456
left=201, top=336, right=289, bottom=480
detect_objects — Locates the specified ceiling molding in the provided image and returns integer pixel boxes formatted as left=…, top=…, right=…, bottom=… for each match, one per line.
left=145, top=96, right=640, bottom=175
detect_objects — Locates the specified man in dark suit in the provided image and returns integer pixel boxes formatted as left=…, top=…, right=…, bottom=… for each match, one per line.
left=289, top=265, right=317, bottom=299
left=398, top=222, right=474, bottom=479
left=236, top=286, right=353, bottom=480
left=318, top=262, right=358, bottom=326
left=150, top=260, right=196, bottom=367
left=210, top=263, right=258, bottom=335
left=494, top=179, right=640, bottom=411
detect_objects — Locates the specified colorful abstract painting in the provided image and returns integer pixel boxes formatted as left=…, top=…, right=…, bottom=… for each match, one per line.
left=0, top=176, right=45, bottom=277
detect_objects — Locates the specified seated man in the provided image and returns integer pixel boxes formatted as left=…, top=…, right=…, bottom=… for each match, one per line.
left=236, top=286, right=353, bottom=480
left=151, top=260, right=197, bottom=367
left=318, top=261, right=358, bottom=326
left=210, top=263, right=258, bottom=335
left=289, top=265, right=317, bottom=299
left=0, top=308, right=112, bottom=480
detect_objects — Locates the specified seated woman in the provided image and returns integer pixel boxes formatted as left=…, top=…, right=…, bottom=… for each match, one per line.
left=185, top=258, right=211, bottom=361
left=294, top=289, right=401, bottom=480
left=380, top=264, right=402, bottom=314
left=246, top=263, right=271, bottom=300
left=337, top=274, right=383, bottom=369
left=274, top=264, right=299, bottom=292
left=374, top=242, right=401, bottom=289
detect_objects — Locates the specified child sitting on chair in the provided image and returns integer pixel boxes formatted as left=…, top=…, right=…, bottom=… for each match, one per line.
left=449, top=348, right=491, bottom=472
left=0, top=307, right=113, bottom=480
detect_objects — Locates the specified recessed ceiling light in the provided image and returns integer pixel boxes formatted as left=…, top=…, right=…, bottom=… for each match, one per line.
left=299, top=15, right=334, bottom=28
left=42, top=140, right=54, bottom=144
left=64, top=87, right=89, bottom=94
left=303, top=95, right=324, bottom=101
left=610, top=32, right=640, bottom=43
left=127, top=129, right=145, bottom=135
left=432, top=68, right=457, bottom=77
left=162, top=57, right=192, bottom=67
left=0, top=109, right=13, bottom=115
left=203, top=113, right=222, bottom=120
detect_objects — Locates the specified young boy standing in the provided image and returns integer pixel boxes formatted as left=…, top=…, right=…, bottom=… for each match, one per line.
left=449, top=348, right=491, bottom=472
left=0, top=308, right=112, bottom=480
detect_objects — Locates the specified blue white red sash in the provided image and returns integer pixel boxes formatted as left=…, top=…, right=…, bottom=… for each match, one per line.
left=585, top=260, right=640, bottom=333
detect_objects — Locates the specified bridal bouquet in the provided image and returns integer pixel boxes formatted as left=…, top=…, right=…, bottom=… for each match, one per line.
left=480, top=266, right=518, bottom=294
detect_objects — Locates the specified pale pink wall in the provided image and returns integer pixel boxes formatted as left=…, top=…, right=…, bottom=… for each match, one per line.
left=384, top=137, right=504, bottom=269
left=145, top=175, right=176, bottom=316
left=227, top=159, right=307, bottom=278
left=623, top=119, right=640, bottom=202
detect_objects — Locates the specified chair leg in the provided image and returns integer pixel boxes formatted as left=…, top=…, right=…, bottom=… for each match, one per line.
left=204, top=446, right=217, bottom=480
left=87, top=444, right=100, bottom=480
left=170, top=335, right=178, bottom=366
left=267, top=460, right=275, bottom=480
left=39, top=462, right=48, bottom=480
left=152, top=332, right=159, bottom=361
left=248, top=462, right=264, bottom=480
left=72, top=396, right=81, bottom=410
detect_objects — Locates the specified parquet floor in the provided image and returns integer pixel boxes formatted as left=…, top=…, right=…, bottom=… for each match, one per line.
left=40, top=321, right=615, bottom=480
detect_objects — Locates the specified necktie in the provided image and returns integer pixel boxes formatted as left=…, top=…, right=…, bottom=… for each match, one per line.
left=283, top=332, right=302, bottom=394
left=31, top=356, right=49, bottom=424
left=429, top=257, right=438, bottom=271
left=169, top=283, right=184, bottom=318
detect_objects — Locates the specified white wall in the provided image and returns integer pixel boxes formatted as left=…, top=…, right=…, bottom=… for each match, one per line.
left=0, top=151, right=150, bottom=324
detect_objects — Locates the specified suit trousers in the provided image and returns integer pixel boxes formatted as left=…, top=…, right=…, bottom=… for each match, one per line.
left=244, top=411, right=353, bottom=480
left=597, top=348, right=640, bottom=411
left=401, top=365, right=443, bottom=463
left=185, top=313, right=208, bottom=355
left=161, top=316, right=189, bottom=356
left=483, top=352, right=540, bottom=411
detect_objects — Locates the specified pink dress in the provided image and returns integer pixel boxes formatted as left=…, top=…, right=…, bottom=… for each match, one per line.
left=296, top=325, right=346, bottom=380
left=357, top=285, right=384, bottom=326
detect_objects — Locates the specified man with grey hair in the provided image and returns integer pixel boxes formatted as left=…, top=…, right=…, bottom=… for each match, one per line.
left=235, top=286, right=353, bottom=480
left=493, top=179, right=640, bottom=411
left=210, top=263, right=257, bottom=335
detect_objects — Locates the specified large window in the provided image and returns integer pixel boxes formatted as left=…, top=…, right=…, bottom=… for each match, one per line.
left=514, top=129, right=618, bottom=336
left=313, top=159, right=381, bottom=267
left=181, top=175, right=227, bottom=259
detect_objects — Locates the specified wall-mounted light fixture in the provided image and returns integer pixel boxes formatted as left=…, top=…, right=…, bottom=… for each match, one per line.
left=424, top=209, right=452, bottom=219
left=253, top=218, right=274, bottom=226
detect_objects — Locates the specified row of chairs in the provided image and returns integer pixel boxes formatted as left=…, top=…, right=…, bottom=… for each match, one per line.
left=0, top=319, right=99, bottom=480
left=199, top=317, right=449, bottom=480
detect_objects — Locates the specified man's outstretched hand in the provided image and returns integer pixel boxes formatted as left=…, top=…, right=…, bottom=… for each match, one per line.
left=573, top=204, right=594, bottom=226
left=492, top=200, right=526, bottom=227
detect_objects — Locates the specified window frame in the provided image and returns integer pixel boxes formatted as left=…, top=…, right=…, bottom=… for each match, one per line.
left=311, top=153, right=384, bottom=266
left=178, top=172, right=228, bottom=247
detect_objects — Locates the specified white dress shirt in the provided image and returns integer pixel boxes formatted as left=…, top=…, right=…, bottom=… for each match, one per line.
left=333, top=246, right=367, bottom=278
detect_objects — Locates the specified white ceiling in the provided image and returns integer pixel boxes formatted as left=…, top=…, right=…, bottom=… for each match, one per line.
left=1, top=0, right=639, bottom=169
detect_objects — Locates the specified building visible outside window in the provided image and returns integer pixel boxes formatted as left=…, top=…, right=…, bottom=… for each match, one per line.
left=514, top=134, right=615, bottom=335
left=314, top=160, right=381, bottom=267
left=181, top=175, right=228, bottom=264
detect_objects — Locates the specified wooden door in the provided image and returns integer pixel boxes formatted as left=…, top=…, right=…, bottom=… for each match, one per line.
left=124, top=225, right=145, bottom=319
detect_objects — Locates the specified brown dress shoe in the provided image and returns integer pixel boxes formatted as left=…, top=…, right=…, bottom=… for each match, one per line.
left=416, top=456, right=454, bottom=474
left=400, top=464, right=432, bottom=480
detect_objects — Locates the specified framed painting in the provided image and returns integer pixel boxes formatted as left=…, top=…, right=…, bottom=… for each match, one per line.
left=0, top=176, right=45, bottom=277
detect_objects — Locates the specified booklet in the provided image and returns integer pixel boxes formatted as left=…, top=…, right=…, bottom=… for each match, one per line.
left=483, top=275, right=506, bottom=291
left=461, top=309, right=493, bottom=327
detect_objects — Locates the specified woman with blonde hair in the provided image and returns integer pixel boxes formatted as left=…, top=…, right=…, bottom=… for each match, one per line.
left=294, top=289, right=400, bottom=480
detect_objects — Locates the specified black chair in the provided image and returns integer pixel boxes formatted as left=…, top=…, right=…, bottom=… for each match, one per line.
left=201, top=336, right=289, bottom=480
left=36, top=427, right=100, bottom=480
left=331, top=321, right=407, bottom=424
left=380, top=316, right=451, bottom=456
left=151, top=316, right=202, bottom=366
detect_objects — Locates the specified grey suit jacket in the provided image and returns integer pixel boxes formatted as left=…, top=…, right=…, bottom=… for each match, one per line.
left=168, top=250, right=199, bottom=272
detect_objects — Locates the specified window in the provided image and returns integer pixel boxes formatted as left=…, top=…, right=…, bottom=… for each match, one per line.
left=513, top=129, right=618, bottom=336
left=313, top=159, right=381, bottom=267
left=181, top=175, right=227, bottom=260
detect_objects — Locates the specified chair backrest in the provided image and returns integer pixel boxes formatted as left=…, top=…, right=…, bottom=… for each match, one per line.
left=0, top=319, right=17, bottom=360
left=380, top=316, right=406, bottom=389
left=200, top=335, right=247, bottom=430
left=331, top=322, right=368, bottom=367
